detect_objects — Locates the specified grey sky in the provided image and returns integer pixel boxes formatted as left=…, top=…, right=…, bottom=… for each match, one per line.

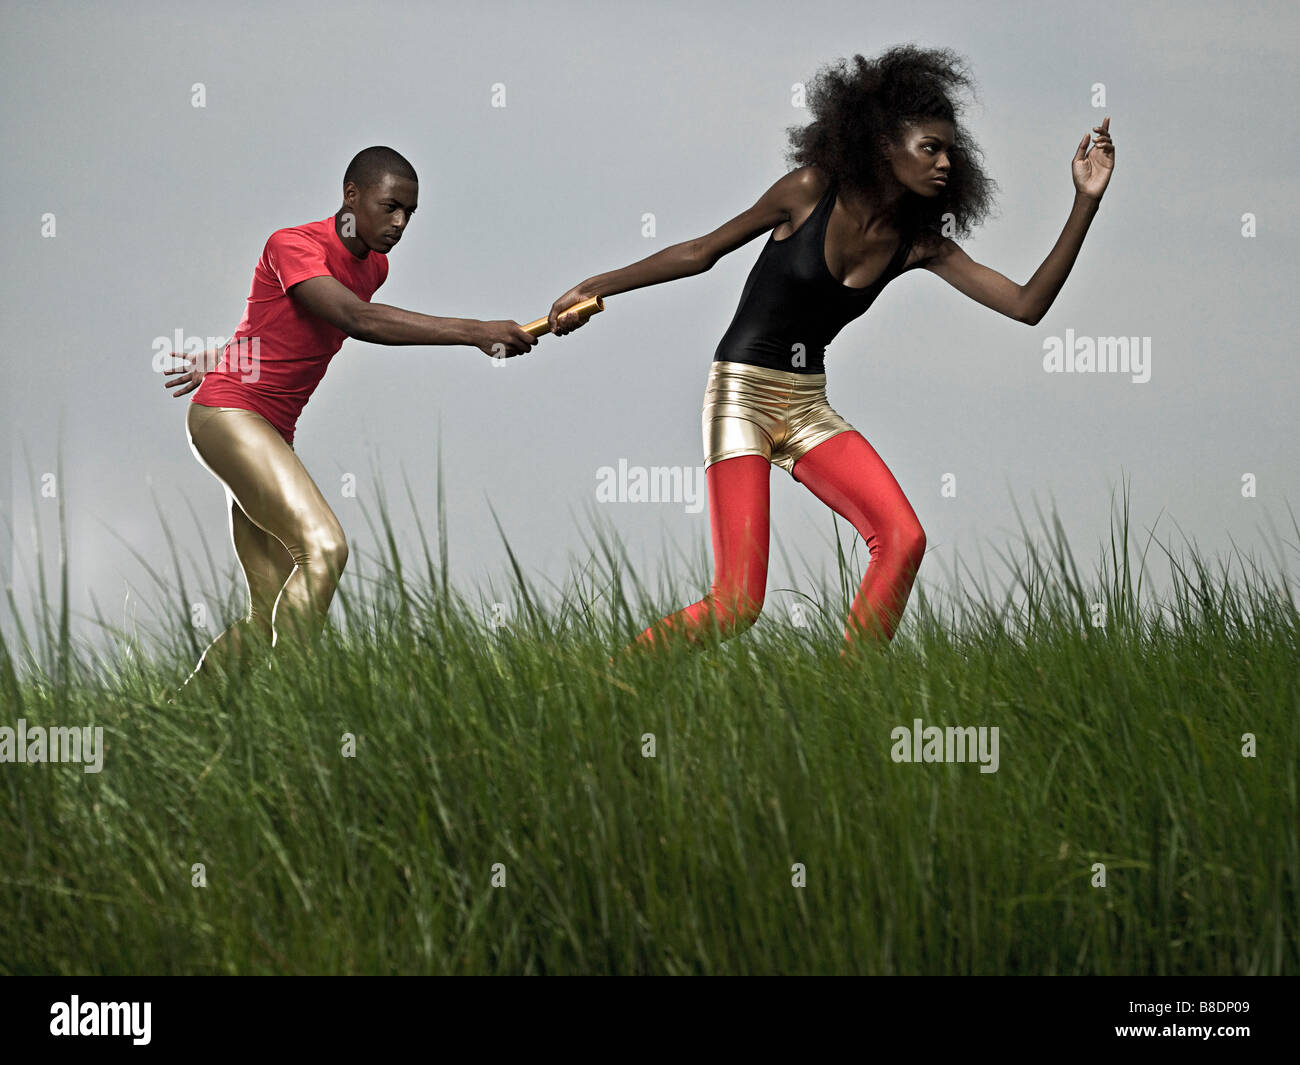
left=3, top=0, right=1298, bottom=662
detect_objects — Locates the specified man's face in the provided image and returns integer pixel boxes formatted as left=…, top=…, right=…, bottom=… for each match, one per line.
left=343, top=173, right=419, bottom=251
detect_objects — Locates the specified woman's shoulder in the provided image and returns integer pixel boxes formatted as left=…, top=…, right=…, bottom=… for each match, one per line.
left=784, top=164, right=835, bottom=202
left=903, top=229, right=955, bottom=271
left=759, top=166, right=835, bottom=229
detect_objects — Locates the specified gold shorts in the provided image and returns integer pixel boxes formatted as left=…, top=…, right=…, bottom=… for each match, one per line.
left=702, top=361, right=854, bottom=476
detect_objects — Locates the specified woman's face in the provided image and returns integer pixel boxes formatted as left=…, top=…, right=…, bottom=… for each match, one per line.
left=885, top=120, right=957, bottom=197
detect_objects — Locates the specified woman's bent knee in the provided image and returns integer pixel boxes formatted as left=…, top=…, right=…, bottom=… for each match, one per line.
left=900, top=523, right=926, bottom=571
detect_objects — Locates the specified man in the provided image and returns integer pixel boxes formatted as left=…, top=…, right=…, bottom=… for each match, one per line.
left=163, top=145, right=576, bottom=690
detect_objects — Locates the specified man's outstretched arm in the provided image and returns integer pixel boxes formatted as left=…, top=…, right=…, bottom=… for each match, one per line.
left=289, top=276, right=536, bottom=357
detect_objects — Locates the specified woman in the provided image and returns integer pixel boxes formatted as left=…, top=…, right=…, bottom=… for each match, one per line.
left=548, top=45, right=1114, bottom=652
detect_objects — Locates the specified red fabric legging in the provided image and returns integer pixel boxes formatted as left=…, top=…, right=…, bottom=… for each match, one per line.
left=635, top=431, right=926, bottom=648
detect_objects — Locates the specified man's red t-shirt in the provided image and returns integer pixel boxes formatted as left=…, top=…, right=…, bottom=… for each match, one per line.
left=192, top=217, right=388, bottom=444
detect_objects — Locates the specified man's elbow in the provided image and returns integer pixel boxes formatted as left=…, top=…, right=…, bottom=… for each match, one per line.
left=345, top=302, right=376, bottom=342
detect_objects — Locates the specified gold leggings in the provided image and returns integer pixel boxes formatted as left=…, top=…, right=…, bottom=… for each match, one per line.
left=185, top=402, right=348, bottom=675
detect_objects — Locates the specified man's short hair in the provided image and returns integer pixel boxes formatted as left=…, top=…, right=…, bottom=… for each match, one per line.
left=343, top=146, right=418, bottom=191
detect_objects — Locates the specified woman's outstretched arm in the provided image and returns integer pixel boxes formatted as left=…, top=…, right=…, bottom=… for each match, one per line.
left=923, top=117, right=1114, bottom=326
left=546, top=167, right=824, bottom=334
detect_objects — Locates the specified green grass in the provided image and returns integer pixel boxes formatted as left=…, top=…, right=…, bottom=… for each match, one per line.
left=1, top=470, right=1296, bottom=975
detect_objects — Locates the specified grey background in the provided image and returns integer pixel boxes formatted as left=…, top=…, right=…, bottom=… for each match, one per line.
left=3, top=0, right=1297, bottom=663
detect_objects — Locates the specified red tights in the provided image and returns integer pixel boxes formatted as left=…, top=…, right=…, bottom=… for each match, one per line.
left=634, top=431, right=925, bottom=649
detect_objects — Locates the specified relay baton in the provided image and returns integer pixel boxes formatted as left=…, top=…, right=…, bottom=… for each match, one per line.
left=522, top=295, right=605, bottom=338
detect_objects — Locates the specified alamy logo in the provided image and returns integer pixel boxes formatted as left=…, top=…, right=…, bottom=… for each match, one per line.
left=0, top=719, right=104, bottom=773
left=1042, top=329, right=1150, bottom=383
left=595, top=460, right=705, bottom=514
left=50, top=996, right=151, bottom=1045
left=890, top=718, right=1000, bottom=773
left=150, top=330, right=262, bottom=383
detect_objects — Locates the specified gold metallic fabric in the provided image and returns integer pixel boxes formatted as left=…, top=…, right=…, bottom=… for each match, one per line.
left=186, top=402, right=347, bottom=637
left=702, top=361, right=854, bottom=475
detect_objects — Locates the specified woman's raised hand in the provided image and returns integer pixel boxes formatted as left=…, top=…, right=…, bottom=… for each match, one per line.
left=1072, top=116, right=1114, bottom=200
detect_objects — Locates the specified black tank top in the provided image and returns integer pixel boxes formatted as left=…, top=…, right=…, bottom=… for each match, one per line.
left=713, top=178, right=917, bottom=375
